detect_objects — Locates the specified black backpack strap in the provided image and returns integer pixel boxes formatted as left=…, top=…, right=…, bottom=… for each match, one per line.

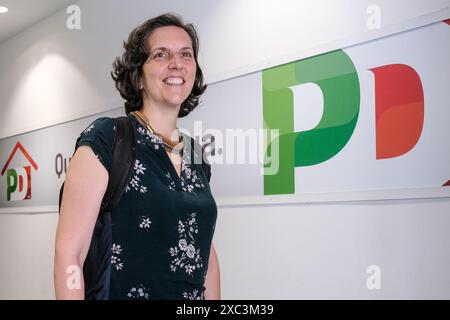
left=189, top=137, right=211, bottom=183
left=201, top=153, right=211, bottom=183
left=101, top=116, right=136, bottom=211
left=58, top=183, right=65, bottom=212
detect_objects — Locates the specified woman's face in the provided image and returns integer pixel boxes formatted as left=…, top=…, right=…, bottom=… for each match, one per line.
left=141, top=26, right=197, bottom=110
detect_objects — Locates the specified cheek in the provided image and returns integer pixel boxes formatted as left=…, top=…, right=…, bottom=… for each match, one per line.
left=142, top=63, right=162, bottom=81
left=187, top=64, right=197, bottom=82
left=146, top=69, right=160, bottom=81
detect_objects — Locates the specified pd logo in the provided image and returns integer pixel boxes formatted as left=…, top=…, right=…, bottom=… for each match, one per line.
left=263, top=49, right=424, bottom=195
left=1, top=142, right=38, bottom=201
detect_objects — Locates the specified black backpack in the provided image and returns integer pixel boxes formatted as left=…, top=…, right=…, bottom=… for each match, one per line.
left=58, top=116, right=136, bottom=299
left=58, top=116, right=210, bottom=299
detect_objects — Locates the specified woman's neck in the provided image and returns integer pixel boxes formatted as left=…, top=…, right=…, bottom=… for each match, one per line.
left=140, top=103, right=180, bottom=141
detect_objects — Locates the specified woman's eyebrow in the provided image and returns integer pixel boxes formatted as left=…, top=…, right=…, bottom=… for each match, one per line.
left=152, top=46, right=193, bottom=51
left=151, top=47, right=168, bottom=52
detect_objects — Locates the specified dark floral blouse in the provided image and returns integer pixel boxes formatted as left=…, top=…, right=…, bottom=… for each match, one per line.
left=76, top=114, right=217, bottom=300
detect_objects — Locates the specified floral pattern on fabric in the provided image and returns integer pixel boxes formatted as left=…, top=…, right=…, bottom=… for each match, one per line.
left=139, top=216, right=152, bottom=231
left=137, top=126, right=163, bottom=150
left=127, top=284, right=150, bottom=300
left=125, top=159, right=148, bottom=194
left=83, top=124, right=95, bottom=134
left=165, top=172, right=177, bottom=191
left=111, top=243, right=124, bottom=271
left=169, top=212, right=203, bottom=276
left=164, top=158, right=206, bottom=193
left=182, top=289, right=204, bottom=300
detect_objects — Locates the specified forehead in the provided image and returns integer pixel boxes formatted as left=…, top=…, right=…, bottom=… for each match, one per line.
left=148, top=26, right=193, bottom=49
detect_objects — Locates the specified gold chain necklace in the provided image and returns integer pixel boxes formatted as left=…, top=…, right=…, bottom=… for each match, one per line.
left=130, top=111, right=184, bottom=156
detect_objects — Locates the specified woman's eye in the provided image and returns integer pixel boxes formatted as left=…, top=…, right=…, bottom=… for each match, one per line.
left=182, top=52, right=192, bottom=58
left=154, top=52, right=166, bottom=58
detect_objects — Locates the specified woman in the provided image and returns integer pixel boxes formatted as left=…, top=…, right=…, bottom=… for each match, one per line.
left=54, top=13, right=220, bottom=300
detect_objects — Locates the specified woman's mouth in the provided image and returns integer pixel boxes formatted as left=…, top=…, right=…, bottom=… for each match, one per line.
left=163, top=77, right=185, bottom=86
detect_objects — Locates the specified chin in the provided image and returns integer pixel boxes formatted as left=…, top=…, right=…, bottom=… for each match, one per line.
left=165, top=96, right=189, bottom=107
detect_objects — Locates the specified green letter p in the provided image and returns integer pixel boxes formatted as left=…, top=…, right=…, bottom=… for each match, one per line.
left=263, top=50, right=360, bottom=195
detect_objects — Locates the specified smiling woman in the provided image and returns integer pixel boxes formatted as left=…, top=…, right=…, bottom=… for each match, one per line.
left=112, top=14, right=207, bottom=120
left=54, top=13, right=220, bottom=300
left=140, top=26, right=198, bottom=123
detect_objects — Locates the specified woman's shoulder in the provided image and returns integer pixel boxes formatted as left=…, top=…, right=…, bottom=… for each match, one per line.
left=75, top=117, right=117, bottom=171
left=81, top=117, right=116, bottom=135
left=77, top=117, right=118, bottom=143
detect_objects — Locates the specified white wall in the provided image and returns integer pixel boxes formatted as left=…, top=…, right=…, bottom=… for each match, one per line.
left=0, top=0, right=449, bottom=299
left=216, top=199, right=450, bottom=299
left=0, top=213, right=58, bottom=299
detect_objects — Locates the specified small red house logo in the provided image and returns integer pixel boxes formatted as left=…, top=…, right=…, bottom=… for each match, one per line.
left=1, top=142, right=38, bottom=201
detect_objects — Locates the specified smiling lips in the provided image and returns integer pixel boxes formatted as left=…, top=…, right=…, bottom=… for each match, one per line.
left=163, top=77, right=185, bottom=86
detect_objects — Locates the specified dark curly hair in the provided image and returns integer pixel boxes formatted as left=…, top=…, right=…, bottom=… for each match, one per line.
left=111, top=13, right=207, bottom=117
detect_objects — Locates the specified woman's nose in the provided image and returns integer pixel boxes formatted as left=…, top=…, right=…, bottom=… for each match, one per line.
left=168, top=54, right=183, bottom=69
